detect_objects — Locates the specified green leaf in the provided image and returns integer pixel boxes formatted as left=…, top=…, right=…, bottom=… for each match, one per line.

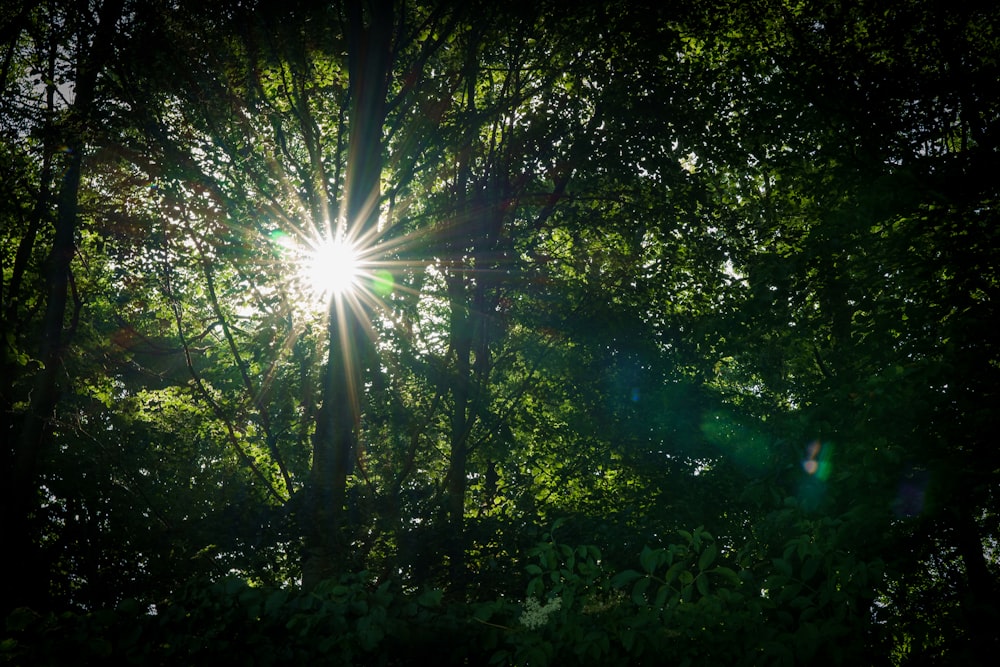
left=473, top=602, right=499, bottom=622
left=611, top=569, right=643, bottom=588
left=711, top=566, right=741, bottom=586
left=664, top=561, right=685, bottom=584
left=654, top=583, right=670, bottom=608
left=418, top=589, right=443, bottom=607
left=697, top=543, right=717, bottom=572
left=631, top=575, right=651, bottom=604
left=696, top=574, right=710, bottom=598
left=639, top=545, right=659, bottom=574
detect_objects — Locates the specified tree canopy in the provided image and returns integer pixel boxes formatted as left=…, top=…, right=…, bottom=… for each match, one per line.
left=2, top=0, right=998, bottom=664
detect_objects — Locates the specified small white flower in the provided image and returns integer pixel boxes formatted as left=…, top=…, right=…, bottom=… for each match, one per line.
left=519, top=596, right=562, bottom=629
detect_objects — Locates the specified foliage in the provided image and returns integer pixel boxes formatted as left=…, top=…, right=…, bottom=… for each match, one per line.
left=1, top=573, right=476, bottom=667
left=1, top=527, right=888, bottom=666
left=2, top=0, right=999, bottom=664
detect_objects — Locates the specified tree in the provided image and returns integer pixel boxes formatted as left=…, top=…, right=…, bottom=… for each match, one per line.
left=2, top=0, right=128, bottom=613
left=2, top=1, right=998, bottom=663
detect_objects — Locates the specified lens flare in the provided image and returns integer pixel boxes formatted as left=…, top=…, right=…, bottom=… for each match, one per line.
left=802, top=440, right=833, bottom=481
left=372, top=269, right=394, bottom=297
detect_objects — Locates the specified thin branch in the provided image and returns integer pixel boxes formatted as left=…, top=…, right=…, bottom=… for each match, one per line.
left=196, top=242, right=295, bottom=495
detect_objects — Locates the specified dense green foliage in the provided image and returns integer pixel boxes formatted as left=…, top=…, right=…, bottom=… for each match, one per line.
left=2, top=0, right=998, bottom=664
left=0, top=526, right=884, bottom=666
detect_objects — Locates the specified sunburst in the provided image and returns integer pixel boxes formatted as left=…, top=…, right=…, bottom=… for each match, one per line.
left=265, top=213, right=434, bottom=357
left=303, top=234, right=362, bottom=298
left=269, top=224, right=400, bottom=311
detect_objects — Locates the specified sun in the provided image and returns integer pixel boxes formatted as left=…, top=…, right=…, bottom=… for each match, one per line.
left=304, top=236, right=361, bottom=298
left=268, top=222, right=406, bottom=314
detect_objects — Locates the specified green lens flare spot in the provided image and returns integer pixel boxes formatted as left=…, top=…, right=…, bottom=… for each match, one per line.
left=372, top=269, right=394, bottom=296
left=268, top=230, right=294, bottom=254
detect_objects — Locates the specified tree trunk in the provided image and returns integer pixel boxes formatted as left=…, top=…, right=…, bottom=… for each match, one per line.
left=302, top=0, right=393, bottom=588
left=952, top=506, right=1000, bottom=659
left=445, top=270, right=472, bottom=581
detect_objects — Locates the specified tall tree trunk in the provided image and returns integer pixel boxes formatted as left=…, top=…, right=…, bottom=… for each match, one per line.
left=952, top=504, right=1000, bottom=659
left=444, top=22, right=499, bottom=585
left=445, top=269, right=472, bottom=581
left=303, top=0, right=392, bottom=588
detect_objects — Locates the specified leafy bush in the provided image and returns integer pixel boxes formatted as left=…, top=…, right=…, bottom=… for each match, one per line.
left=2, top=527, right=888, bottom=666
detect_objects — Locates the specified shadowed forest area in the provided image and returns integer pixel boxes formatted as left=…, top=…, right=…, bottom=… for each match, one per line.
left=2, top=0, right=998, bottom=664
